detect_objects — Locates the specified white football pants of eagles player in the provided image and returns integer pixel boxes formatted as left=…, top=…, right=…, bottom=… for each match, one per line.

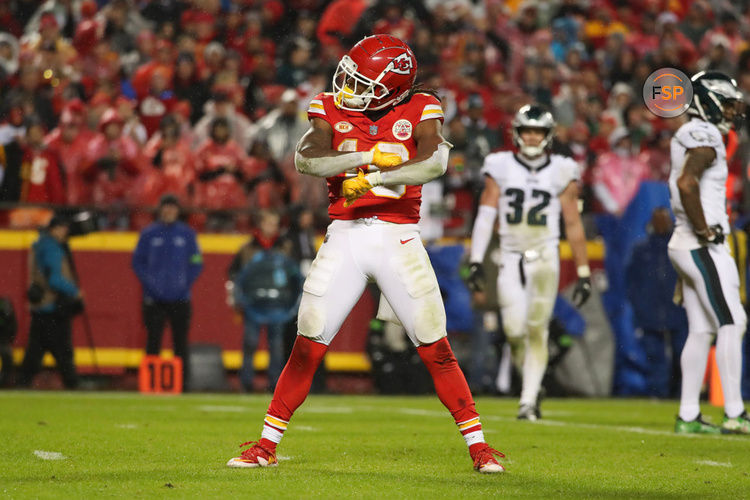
left=296, top=219, right=447, bottom=347
left=668, top=243, right=747, bottom=419
left=497, top=244, right=560, bottom=407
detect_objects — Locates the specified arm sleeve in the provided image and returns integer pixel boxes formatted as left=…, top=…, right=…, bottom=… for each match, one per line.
left=366, top=142, right=451, bottom=187
left=294, top=149, right=373, bottom=177
left=469, top=205, right=498, bottom=263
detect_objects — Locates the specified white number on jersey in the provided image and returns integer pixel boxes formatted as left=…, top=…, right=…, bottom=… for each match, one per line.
left=338, top=139, right=408, bottom=198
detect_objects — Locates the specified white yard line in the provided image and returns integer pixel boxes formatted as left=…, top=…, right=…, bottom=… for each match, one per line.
left=197, top=405, right=247, bottom=413
left=695, top=460, right=732, bottom=467
left=114, top=423, right=139, bottom=429
left=294, top=425, right=317, bottom=431
left=482, top=414, right=743, bottom=441
left=390, top=407, right=744, bottom=442
left=301, top=406, right=354, bottom=414
left=33, top=450, right=66, bottom=460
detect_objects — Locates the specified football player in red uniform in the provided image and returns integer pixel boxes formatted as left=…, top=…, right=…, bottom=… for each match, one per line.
left=227, top=35, right=505, bottom=473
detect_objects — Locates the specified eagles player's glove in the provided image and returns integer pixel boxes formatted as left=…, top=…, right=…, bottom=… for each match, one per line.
left=466, top=262, right=485, bottom=293
left=342, top=170, right=373, bottom=207
left=572, top=277, right=591, bottom=307
left=372, top=146, right=402, bottom=170
left=696, top=224, right=725, bottom=245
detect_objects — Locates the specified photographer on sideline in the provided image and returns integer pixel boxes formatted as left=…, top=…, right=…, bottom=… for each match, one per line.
left=18, top=215, right=82, bottom=389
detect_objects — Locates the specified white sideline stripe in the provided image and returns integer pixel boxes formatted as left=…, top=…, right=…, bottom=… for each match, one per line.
left=198, top=405, right=246, bottom=413
left=33, top=450, right=66, bottom=460
left=301, top=406, right=354, bottom=414
left=399, top=408, right=445, bottom=417
left=481, top=415, right=744, bottom=442
left=294, top=426, right=316, bottom=431
left=391, top=407, right=743, bottom=442
left=115, top=423, right=138, bottom=429
left=277, top=455, right=292, bottom=461
left=695, top=460, right=732, bottom=467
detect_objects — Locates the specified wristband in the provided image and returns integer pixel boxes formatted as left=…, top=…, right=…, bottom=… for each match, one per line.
left=577, top=265, right=591, bottom=279
left=361, top=150, right=374, bottom=165
left=365, top=171, right=383, bottom=187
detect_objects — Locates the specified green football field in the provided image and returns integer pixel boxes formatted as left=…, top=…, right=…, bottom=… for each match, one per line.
left=2, top=392, right=749, bottom=499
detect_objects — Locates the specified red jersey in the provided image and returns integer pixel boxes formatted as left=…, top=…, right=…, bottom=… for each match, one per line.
left=20, top=147, right=65, bottom=204
left=307, top=91, right=445, bottom=224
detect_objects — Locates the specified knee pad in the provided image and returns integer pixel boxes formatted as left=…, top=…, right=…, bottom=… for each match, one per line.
left=296, top=295, right=326, bottom=342
left=413, top=295, right=447, bottom=345
left=502, top=313, right=525, bottom=343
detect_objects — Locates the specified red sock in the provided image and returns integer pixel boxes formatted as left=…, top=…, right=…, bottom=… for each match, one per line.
left=417, top=337, right=485, bottom=449
left=260, top=336, right=328, bottom=451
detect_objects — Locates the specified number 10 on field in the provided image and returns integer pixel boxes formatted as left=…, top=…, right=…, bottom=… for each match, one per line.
left=138, top=355, right=183, bottom=394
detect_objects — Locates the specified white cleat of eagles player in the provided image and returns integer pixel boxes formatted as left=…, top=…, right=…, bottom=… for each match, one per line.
left=668, top=71, right=749, bottom=433
left=468, top=104, right=592, bottom=421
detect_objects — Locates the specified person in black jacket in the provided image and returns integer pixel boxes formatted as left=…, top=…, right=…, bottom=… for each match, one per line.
left=0, top=296, right=17, bottom=387
left=18, top=215, right=82, bottom=389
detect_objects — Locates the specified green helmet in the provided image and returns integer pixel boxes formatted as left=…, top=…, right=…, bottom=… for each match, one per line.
left=689, top=71, right=745, bottom=134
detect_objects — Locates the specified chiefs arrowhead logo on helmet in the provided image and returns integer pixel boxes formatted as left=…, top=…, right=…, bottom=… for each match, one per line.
left=390, top=53, right=414, bottom=75
left=333, top=35, right=418, bottom=112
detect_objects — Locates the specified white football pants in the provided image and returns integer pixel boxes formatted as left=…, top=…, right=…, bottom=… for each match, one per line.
left=497, top=246, right=560, bottom=407
left=669, top=244, right=747, bottom=420
left=296, top=219, right=447, bottom=347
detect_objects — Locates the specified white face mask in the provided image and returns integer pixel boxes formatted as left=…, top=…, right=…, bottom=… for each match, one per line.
left=520, top=144, right=545, bottom=158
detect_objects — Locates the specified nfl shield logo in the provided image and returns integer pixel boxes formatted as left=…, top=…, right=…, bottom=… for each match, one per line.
left=369, top=125, right=378, bottom=136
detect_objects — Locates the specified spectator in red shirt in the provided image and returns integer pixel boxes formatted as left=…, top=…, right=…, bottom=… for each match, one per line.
left=83, top=108, right=144, bottom=206
left=138, top=66, right=176, bottom=138
left=316, top=0, right=368, bottom=60
left=44, top=102, right=97, bottom=205
left=372, top=2, right=415, bottom=43
left=137, top=114, right=196, bottom=208
left=116, top=96, right=147, bottom=146
left=131, top=39, right=175, bottom=99
left=20, top=118, right=64, bottom=204
left=194, top=117, right=254, bottom=211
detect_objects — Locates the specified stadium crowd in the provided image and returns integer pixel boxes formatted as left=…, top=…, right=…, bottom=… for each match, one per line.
left=1, top=0, right=750, bottom=232
left=3, top=0, right=750, bottom=398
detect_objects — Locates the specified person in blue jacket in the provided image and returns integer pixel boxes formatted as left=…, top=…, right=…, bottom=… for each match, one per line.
left=132, top=194, right=203, bottom=387
left=18, top=214, right=82, bottom=388
left=230, top=210, right=303, bottom=392
left=626, top=207, right=688, bottom=397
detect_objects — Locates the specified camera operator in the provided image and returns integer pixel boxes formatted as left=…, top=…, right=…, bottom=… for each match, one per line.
left=18, top=214, right=82, bottom=389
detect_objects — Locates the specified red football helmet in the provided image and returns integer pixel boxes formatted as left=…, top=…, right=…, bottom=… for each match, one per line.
left=333, top=35, right=417, bottom=112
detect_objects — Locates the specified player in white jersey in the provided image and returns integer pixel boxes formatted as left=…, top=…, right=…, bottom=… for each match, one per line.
left=468, top=105, right=591, bottom=420
left=668, top=71, right=749, bottom=434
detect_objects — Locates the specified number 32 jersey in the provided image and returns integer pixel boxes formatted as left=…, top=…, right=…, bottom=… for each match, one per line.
left=481, top=152, right=580, bottom=252
left=306, top=91, right=444, bottom=224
